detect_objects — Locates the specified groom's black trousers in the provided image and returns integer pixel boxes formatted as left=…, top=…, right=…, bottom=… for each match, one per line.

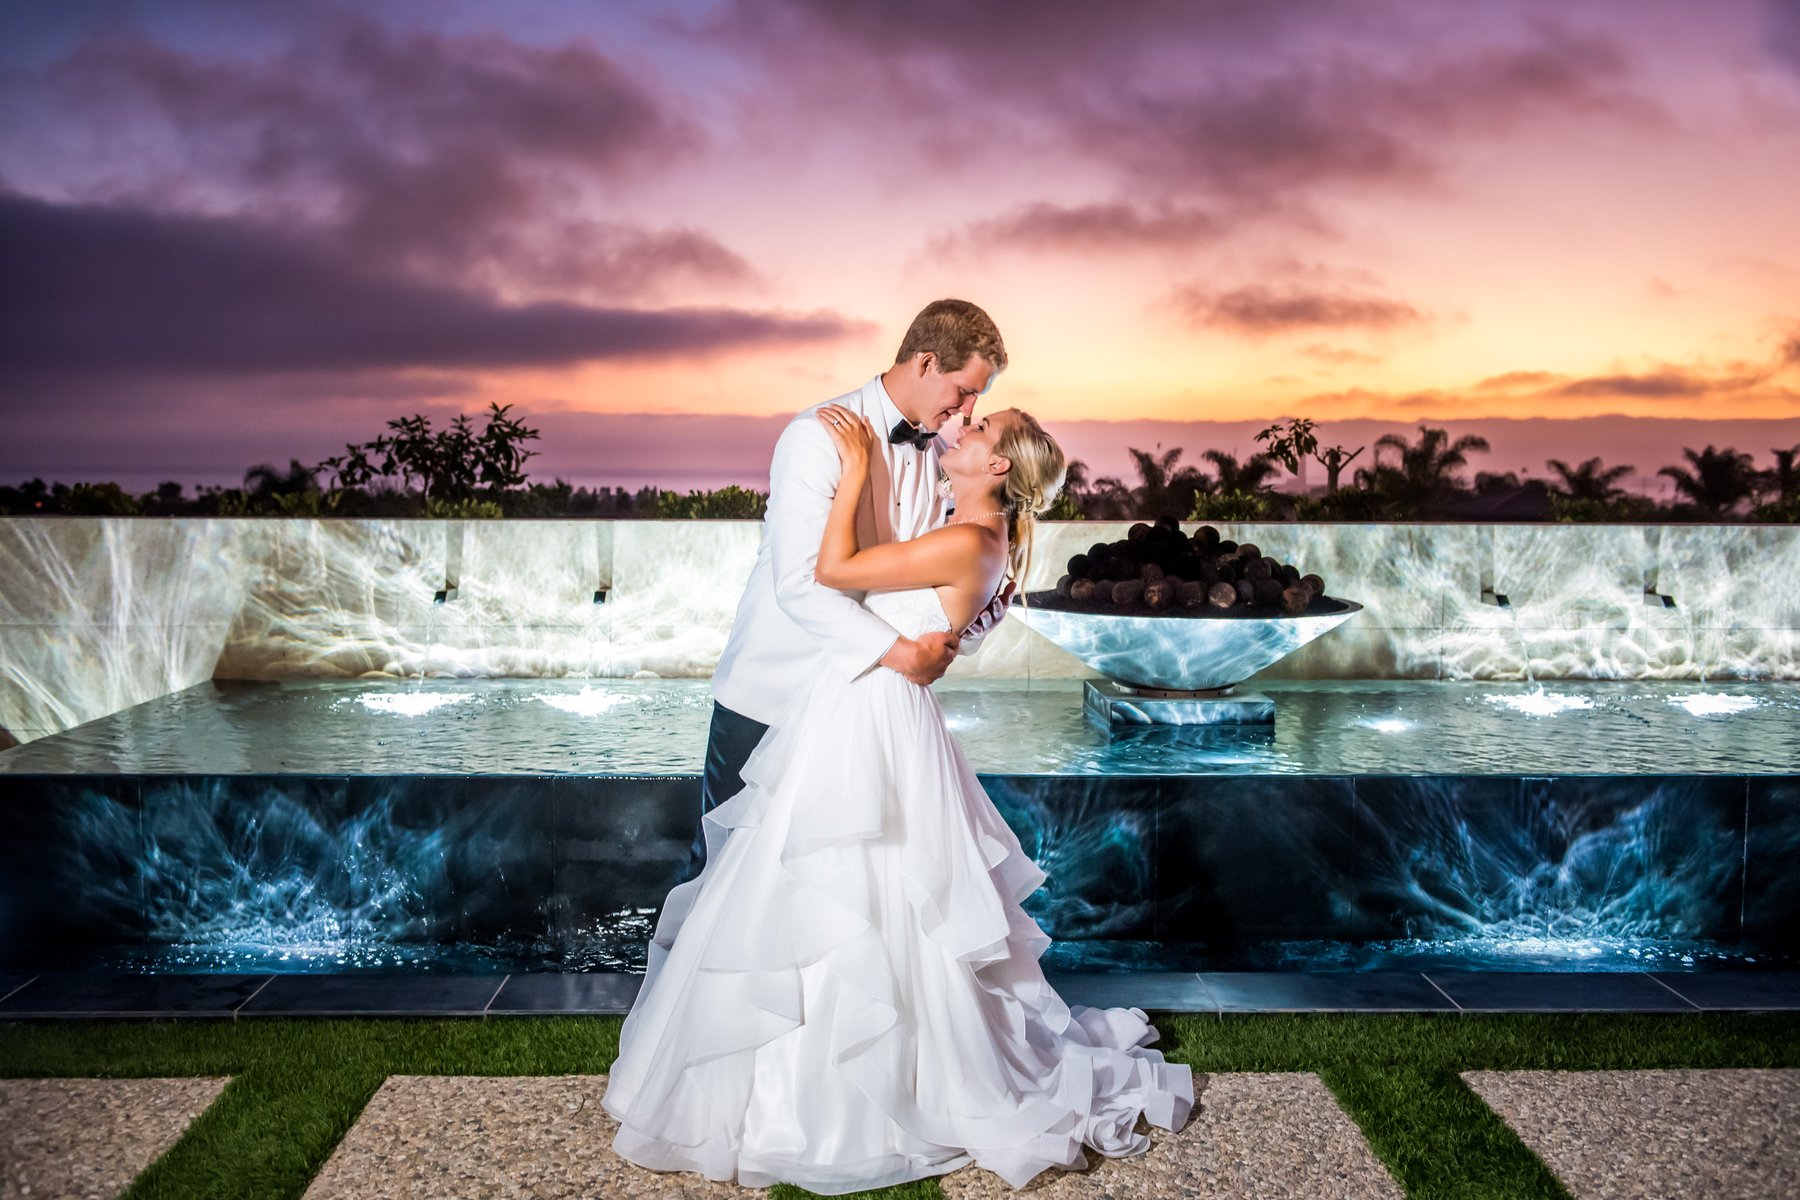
left=685, top=700, right=770, bottom=883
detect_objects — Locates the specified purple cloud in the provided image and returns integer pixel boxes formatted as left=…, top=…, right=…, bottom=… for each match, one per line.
left=1551, top=371, right=1720, bottom=399
left=4, top=12, right=743, bottom=299
left=0, top=191, right=866, bottom=377
left=1770, top=0, right=1800, bottom=72
left=1086, top=31, right=1647, bottom=202
left=710, top=1, right=1650, bottom=210
left=1173, top=284, right=1426, bottom=336
left=1780, top=330, right=1800, bottom=369
left=935, top=201, right=1218, bottom=257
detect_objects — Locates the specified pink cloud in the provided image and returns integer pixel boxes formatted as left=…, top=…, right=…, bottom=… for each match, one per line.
left=1173, top=283, right=1427, bottom=336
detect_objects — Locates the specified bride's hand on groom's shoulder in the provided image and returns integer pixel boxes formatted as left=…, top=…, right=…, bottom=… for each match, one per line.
left=817, top=405, right=874, bottom=478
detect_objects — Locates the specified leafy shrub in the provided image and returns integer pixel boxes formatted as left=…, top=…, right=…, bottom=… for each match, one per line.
left=1749, top=494, right=1800, bottom=524
left=421, top=495, right=506, bottom=519
left=1548, top=493, right=1662, bottom=523
left=654, top=485, right=768, bottom=519
left=1189, top=488, right=1274, bottom=521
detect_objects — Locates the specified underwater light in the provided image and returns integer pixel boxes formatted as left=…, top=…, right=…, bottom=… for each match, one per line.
left=1486, top=690, right=1593, bottom=716
left=535, top=687, right=632, bottom=716
left=1361, top=717, right=1412, bottom=734
left=1672, top=692, right=1757, bottom=717
left=355, top=692, right=478, bottom=716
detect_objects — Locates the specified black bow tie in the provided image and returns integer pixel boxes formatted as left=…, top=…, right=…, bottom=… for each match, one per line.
left=888, top=417, right=935, bottom=451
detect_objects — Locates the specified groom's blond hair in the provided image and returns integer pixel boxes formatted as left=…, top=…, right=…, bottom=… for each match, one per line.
left=894, top=299, right=1008, bottom=374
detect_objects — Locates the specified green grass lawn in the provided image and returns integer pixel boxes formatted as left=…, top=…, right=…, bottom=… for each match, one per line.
left=3, top=1012, right=1797, bottom=1200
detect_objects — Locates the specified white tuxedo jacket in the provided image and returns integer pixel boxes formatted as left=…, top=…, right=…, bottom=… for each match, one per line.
left=712, top=373, right=954, bottom=726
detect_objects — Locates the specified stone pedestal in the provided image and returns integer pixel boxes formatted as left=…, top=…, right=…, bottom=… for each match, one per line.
left=1082, top=679, right=1276, bottom=726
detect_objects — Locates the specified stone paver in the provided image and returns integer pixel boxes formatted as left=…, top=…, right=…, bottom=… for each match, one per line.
left=1464, top=1069, right=1800, bottom=1200
left=0, top=1076, right=231, bottom=1200
left=306, top=1072, right=1400, bottom=1198
left=942, top=1071, right=1401, bottom=1199
left=303, top=1075, right=743, bottom=1199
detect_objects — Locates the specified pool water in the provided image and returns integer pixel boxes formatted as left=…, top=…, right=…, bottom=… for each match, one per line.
left=4, top=677, right=1796, bottom=777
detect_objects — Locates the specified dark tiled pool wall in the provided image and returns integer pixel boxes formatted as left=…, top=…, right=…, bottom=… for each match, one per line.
left=995, top=774, right=1788, bottom=962
left=2, top=772, right=1793, bottom=972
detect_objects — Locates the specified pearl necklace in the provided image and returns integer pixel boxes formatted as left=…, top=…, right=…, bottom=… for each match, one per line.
left=948, top=509, right=1007, bottom=526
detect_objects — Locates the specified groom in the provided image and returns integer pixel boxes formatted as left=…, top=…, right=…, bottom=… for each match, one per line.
left=688, top=299, right=1013, bottom=878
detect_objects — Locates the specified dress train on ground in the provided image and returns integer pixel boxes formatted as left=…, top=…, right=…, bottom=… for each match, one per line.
left=601, top=588, right=1194, bottom=1193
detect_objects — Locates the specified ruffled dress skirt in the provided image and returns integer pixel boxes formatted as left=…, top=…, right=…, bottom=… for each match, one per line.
left=601, top=660, right=1194, bottom=1193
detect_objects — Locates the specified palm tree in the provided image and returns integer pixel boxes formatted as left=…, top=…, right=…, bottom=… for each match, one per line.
left=1084, top=476, right=1136, bottom=519
left=1658, top=445, right=1761, bottom=515
left=1126, top=445, right=1210, bottom=518
left=1362, top=425, right=1490, bottom=512
left=1545, top=455, right=1635, bottom=501
left=1199, top=448, right=1281, bottom=495
left=1761, top=445, right=1800, bottom=504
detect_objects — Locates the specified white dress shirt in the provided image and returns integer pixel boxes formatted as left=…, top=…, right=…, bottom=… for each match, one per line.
left=712, top=373, right=951, bottom=726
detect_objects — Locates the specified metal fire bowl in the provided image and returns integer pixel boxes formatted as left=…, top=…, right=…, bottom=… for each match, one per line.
left=1012, top=593, right=1364, bottom=692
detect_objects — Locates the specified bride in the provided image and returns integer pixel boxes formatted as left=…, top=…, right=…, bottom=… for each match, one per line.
left=601, top=402, right=1194, bottom=1193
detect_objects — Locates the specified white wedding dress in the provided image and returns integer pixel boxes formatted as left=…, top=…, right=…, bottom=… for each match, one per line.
left=601, top=586, right=1194, bottom=1193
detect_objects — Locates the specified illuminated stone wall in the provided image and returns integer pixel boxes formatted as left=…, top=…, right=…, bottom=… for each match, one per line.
left=3, top=518, right=1797, bottom=744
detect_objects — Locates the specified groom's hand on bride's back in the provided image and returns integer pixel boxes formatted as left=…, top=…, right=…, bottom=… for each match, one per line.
left=880, top=631, right=959, bottom=686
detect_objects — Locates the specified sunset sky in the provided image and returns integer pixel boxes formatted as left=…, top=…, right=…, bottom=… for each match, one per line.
left=2, top=0, right=1797, bottom=496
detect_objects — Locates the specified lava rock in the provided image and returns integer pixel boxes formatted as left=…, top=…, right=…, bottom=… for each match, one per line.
left=1039, top=517, right=1331, bottom=617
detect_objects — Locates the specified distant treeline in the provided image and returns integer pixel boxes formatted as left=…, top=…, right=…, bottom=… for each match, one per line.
left=0, top=476, right=769, bottom=520
left=3, top=406, right=1796, bottom=523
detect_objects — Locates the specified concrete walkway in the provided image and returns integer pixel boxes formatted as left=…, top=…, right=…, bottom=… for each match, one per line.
left=6, top=1069, right=1798, bottom=1198
left=302, top=1072, right=1402, bottom=1200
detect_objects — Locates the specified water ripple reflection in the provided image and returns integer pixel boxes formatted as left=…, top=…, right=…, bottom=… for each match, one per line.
left=3, top=677, right=1796, bottom=776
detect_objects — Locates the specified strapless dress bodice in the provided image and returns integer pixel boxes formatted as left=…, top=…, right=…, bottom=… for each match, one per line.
left=863, top=586, right=955, bottom=639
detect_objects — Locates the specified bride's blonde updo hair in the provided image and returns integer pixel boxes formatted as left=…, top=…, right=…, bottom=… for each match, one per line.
left=992, top=410, right=1066, bottom=595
